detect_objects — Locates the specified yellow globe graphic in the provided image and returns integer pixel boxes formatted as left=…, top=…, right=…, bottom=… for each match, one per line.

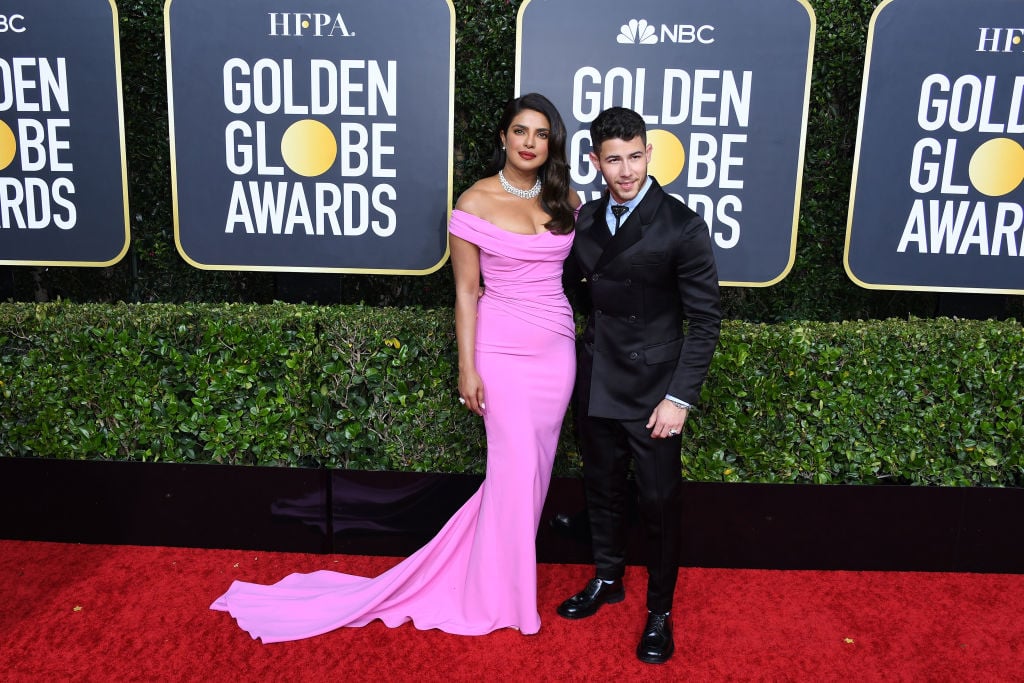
left=0, top=120, right=16, bottom=171
left=646, top=129, right=685, bottom=185
left=281, top=120, right=337, bottom=177
left=969, top=138, right=1024, bottom=197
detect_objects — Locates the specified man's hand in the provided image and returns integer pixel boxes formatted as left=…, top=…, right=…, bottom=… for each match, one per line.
left=646, top=399, right=688, bottom=438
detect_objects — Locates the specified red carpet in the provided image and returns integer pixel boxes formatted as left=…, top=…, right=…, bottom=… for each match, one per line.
left=1, top=540, right=1021, bottom=681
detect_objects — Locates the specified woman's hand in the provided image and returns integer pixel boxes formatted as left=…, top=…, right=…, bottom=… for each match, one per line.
left=458, top=370, right=486, bottom=416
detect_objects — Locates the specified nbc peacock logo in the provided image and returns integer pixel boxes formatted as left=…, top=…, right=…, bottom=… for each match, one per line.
left=617, top=19, right=658, bottom=45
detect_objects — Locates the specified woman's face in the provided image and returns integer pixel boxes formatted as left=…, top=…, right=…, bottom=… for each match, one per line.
left=500, top=109, right=551, bottom=172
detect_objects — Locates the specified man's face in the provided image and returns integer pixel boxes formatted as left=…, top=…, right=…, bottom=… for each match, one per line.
left=589, top=136, right=652, bottom=204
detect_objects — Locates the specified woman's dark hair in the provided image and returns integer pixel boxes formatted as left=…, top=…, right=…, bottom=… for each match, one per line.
left=484, top=92, right=575, bottom=234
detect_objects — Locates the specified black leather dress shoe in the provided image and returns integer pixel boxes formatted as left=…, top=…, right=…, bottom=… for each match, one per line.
left=556, top=577, right=624, bottom=619
left=636, top=611, right=674, bottom=664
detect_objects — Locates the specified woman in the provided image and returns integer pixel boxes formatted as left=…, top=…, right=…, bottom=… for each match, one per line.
left=211, top=93, right=580, bottom=641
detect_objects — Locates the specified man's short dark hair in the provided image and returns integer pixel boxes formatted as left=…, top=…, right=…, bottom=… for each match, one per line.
left=590, top=107, right=647, bottom=152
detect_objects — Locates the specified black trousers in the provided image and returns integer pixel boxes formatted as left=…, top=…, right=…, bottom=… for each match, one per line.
left=578, top=414, right=683, bottom=614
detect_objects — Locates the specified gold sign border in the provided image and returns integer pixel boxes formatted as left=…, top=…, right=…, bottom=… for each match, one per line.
left=0, top=0, right=131, bottom=268
left=515, top=0, right=817, bottom=289
left=164, top=0, right=455, bottom=276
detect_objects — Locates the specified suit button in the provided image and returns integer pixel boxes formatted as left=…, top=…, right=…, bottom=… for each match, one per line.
left=592, top=274, right=600, bottom=282
left=625, top=279, right=632, bottom=287
left=628, top=315, right=637, bottom=323
left=596, top=309, right=603, bottom=317
left=629, top=352, right=639, bottom=360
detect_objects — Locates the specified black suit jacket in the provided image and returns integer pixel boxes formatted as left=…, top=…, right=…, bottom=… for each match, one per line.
left=565, top=178, right=721, bottom=421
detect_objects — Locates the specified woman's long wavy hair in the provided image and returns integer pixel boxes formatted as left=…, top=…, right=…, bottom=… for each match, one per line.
left=483, top=93, right=575, bottom=234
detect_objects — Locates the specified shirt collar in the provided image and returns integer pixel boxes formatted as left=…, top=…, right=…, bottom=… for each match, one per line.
left=605, top=176, right=653, bottom=228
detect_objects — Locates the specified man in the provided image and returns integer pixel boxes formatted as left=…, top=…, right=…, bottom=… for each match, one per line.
left=558, top=107, right=721, bottom=664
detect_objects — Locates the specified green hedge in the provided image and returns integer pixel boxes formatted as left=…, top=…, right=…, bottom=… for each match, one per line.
left=2, top=303, right=1021, bottom=486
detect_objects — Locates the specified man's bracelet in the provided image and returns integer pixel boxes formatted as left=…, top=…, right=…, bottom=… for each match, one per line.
left=666, top=396, right=692, bottom=410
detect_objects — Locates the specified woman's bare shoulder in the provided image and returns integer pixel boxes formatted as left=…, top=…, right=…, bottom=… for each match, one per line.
left=455, top=177, right=498, bottom=214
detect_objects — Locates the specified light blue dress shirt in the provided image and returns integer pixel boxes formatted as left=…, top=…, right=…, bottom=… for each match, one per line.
left=604, top=176, right=653, bottom=235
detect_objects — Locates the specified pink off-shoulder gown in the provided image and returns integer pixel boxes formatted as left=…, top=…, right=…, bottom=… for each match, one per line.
left=211, top=210, right=576, bottom=642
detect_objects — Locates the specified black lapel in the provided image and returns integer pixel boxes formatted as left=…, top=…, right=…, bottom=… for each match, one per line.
left=576, top=194, right=612, bottom=269
left=586, top=194, right=613, bottom=248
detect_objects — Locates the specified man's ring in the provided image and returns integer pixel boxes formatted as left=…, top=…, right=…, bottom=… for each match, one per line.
left=668, top=429, right=679, bottom=436
left=458, top=397, right=466, bottom=405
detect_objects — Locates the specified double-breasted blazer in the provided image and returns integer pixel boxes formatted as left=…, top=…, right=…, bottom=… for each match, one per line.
left=566, top=178, right=721, bottom=421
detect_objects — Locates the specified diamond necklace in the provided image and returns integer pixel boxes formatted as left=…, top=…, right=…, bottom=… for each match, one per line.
left=499, top=169, right=542, bottom=200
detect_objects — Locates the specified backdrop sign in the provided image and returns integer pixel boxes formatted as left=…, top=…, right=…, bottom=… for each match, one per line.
left=0, top=0, right=129, bottom=267
left=517, top=0, right=815, bottom=286
left=165, top=0, right=454, bottom=273
left=846, top=0, right=1024, bottom=294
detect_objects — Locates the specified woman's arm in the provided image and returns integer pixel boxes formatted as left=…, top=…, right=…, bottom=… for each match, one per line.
left=450, top=233, right=486, bottom=415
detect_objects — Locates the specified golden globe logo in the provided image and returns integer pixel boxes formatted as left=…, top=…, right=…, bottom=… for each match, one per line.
left=221, top=57, right=398, bottom=237
left=0, top=56, right=76, bottom=230
left=897, top=73, right=1024, bottom=255
left=268, top=12, right=353, bottom=38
